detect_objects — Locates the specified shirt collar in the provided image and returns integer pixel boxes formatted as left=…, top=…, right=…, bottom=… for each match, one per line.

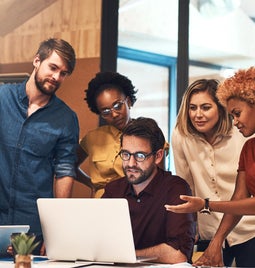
left=17, top=80, right=56, bottom=108
left=109, top=125, right=122, bottom=139
left=17, top=80, right=28, bottom=103
left=193, top=128, right=234, bottom=145
left=125, top=168, right=163, bottom=197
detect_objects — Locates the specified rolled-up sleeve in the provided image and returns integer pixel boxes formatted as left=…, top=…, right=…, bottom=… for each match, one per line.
left=54, top=112, right=79, bottom=179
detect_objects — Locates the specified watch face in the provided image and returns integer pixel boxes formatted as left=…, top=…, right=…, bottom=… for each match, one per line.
left=200, top=208, right=211, bottom=215
left=200, top=198, right=211, bottom=214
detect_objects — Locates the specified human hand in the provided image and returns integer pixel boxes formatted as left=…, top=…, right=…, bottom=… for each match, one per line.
left=6, top=245, right=13, bottom=255
left=164, top=195, right=204, bottom=213
left=193, top=241, right=224, bottom=267
left=40, top=243, right=46, bottom=256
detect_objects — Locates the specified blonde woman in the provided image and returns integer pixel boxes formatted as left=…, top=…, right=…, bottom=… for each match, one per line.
left=170, top=79, right=255, bottom=267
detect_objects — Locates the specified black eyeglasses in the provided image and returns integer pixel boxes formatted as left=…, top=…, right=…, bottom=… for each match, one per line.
left=100, top=99, right=126, bottom=118
left=119, top=150, right=155, bottom=162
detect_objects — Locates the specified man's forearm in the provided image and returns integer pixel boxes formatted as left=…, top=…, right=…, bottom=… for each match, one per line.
left=55, top=176, right=74, bottom=197
left=136, top=243, right=187, bottom=264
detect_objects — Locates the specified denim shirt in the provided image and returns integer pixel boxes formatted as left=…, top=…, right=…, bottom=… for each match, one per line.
left=0, top=81, right=79, bottom=235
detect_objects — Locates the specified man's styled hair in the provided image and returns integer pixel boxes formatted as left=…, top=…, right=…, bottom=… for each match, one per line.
left=36, top=38, right=76, bottom=74
left=120, top=117, right=165, bottom=152
left=85, top=71, right=138, bottom=114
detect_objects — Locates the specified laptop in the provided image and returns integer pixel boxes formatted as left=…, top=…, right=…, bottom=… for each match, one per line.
left=0, top=225, right=30, bottom=257
left=37, top=198, right=156, bottom=264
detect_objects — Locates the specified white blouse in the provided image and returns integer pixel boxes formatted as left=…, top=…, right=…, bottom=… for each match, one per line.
left=171, top=126, right=255, bottom=246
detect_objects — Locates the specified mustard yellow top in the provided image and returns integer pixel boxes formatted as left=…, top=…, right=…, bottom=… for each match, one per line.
left=80, top=125, right=124, bottom=197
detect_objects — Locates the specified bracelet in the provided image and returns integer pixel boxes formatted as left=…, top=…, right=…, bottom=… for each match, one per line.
left=199, top=198, right=211, bottom=215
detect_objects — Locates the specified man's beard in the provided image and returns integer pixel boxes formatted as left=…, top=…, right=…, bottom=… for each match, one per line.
left=124, top=165, right=154, bottom=185
left=35, top=72, right=60, bottom=96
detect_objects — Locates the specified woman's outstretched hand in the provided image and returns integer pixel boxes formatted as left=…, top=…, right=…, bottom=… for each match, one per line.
left=165, top=195, right=204, bottom=213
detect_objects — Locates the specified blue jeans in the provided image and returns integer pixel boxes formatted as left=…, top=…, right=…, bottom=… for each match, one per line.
left=223, top=237, right=255, bottom=267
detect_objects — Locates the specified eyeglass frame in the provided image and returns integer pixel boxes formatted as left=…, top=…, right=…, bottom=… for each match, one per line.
left=100, top=98, right=127, bottom=118
left=119, top=150, right=156, bottom=162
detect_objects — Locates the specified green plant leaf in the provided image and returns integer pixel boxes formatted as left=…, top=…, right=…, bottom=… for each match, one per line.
left=11, top=233, right=40, bottom=255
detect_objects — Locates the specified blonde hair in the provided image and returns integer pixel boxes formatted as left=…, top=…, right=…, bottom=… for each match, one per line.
left=217, top=66, right=255, bottom=107
left=176, top=79, right=232, bottom=138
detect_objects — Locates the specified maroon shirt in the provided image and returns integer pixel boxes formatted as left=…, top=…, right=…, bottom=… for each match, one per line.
left=102, top=168, right=196, bottom=262
left=238, top=137, right=255, bottom=195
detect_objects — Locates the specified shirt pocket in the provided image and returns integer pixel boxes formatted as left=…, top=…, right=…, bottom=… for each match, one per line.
left=91, top=151, right=115, bottom=173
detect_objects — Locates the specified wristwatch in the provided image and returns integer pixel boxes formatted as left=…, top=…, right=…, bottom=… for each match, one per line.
left=199, top=198, right=211, bottom=215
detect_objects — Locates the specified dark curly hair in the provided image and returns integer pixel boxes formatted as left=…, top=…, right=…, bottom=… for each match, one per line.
left=85, top=71, right=138, bottom=114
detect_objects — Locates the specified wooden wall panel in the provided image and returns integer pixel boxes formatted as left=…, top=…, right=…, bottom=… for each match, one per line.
left=0, top=0, right=101, bottom=63
left=0, top=0, right=57, bottom=36
left=57, top=58, right=100, bottom=138
left=57, top=57, right=101, bottom=198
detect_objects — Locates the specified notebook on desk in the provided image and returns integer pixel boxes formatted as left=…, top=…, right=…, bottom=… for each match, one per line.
left=37, top=198, right=156, bottom=264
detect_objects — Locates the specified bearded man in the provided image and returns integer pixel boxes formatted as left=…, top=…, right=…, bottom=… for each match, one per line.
left=0, top=38, right=79, bottom=255
left=102, top=117, right=195, bottom=264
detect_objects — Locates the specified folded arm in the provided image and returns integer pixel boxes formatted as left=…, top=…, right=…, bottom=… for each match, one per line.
left=136, top=243, right=187, bottom=264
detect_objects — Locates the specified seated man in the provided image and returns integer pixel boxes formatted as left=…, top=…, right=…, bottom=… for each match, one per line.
left=102, top=117, right=196, bottom=264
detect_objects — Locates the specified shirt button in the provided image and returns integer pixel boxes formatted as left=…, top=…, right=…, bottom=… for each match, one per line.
left=137, top=199, right=141, bottom=203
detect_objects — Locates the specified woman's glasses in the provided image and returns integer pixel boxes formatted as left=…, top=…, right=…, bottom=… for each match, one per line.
left=100, top=99, right=126, bottom=118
